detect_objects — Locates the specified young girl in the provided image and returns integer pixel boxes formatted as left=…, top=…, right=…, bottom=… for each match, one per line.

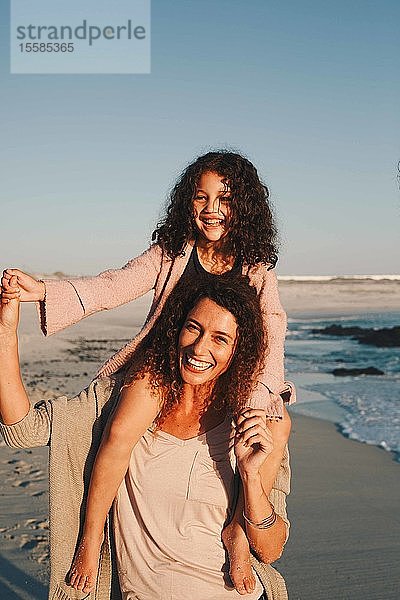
left=2, top=150, right=295, bottom=594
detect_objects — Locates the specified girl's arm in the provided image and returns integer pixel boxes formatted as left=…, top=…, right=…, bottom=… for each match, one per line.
left=2, top=243, right=163, bottom=336
left=249, top=267, right=296, bottom=417
left=235, top=407, right=291, bottom=564
left=81, top=375, right=159, bottom=542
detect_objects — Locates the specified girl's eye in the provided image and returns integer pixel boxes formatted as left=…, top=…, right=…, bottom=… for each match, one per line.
left=185, top=323, right=199, bottom=333
left=194, top=195, right=207, bottom=201
left=215, top=336, right=228, bottom=344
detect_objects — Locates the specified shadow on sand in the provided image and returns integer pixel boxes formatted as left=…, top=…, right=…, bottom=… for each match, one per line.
left=0, top=553, right=47, bottom=600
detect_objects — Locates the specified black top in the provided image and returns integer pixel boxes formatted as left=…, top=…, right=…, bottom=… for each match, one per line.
left=182, top=245, right=243, bottom=281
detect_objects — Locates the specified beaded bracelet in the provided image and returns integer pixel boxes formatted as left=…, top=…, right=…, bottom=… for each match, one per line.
left=243, top=505, right=277, bottom=529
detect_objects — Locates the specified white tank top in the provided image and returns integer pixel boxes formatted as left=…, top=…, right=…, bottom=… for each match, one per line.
left=113, top=415, right=263, bottom=600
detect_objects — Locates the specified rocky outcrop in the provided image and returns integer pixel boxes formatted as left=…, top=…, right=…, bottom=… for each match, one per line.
left=332, top=366, right=384, bottom=376
left=312, top=324, right=400, bottom=347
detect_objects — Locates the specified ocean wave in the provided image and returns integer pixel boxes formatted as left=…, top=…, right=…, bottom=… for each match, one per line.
left=279, top=274, right=400, bottom=282
left=303, top=379, right=400, bottom=462
left=287, top=311, right=400, bottom=461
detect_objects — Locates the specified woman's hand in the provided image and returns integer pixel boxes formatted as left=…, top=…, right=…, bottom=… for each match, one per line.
left=1, top=269, right=45, bottom=303
left=235, top=409, right=273, bottom=477
left=234, top=407, right=291, bottom=478
left=0, top=275, right=21, bottom=335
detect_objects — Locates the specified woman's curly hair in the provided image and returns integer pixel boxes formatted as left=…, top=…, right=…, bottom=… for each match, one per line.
left=152, top=150, right=279, bottom=268
left=124, top=275, right=266, bottom=425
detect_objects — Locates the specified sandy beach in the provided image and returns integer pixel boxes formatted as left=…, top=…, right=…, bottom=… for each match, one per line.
left=1, top=278, right=399, bottom=599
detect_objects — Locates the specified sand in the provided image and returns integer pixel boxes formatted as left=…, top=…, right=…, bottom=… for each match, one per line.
left=0, top=279, right=399, bottom=599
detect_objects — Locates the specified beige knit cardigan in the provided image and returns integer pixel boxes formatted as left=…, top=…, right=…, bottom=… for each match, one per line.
left=0, top=375, right=290, bottom=600
left=37, top=241, right=295, bottom=419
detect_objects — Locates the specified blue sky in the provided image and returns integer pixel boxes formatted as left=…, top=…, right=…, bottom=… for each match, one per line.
left=1, top=1, right=399, bottom=275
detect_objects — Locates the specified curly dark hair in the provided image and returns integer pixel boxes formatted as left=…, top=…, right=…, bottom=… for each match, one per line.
left=124, top=275, right=266, bottom=425
left=152, top=150, right=279, bottom=268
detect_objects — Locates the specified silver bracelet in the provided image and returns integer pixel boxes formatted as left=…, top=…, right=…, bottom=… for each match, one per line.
left=243, top=505, right=277, bottom=530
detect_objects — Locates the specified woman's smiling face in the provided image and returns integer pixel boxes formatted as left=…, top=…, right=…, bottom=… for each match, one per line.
left=192, top=171, right=232, bottom=243
left=178, top=297, right=238, bottom=386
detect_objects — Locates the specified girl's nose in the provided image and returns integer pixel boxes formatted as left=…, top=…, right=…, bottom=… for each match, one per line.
left=205, top=196, right=221, bottom=213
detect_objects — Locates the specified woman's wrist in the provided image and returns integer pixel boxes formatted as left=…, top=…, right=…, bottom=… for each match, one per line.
left=0, top=332, right=18, bottom=350
left=241, top=476, right=274, bottom=528
left=243, top=503, right=276, bottom=529
left=239, top=468, right=262, bottom=484
left=238, top=446, right=284, bottom=481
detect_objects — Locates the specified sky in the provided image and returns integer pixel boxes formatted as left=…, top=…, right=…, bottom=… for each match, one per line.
left=1, top=0, right=399, bottom=275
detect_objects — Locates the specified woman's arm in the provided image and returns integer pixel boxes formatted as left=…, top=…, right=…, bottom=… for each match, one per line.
left=235, top=407, right=291, bottom=564
left=0, top=278, right=51, bottom=448
left=2, top=243, right=164, bottom=336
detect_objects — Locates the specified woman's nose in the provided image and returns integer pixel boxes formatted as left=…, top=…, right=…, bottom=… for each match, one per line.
left=192, top=333, right=209, bottom=355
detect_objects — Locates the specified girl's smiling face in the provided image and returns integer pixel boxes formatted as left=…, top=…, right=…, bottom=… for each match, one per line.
left=192, top=171, right=232, bottom=243
left=178, top=297, right=238, bottom=386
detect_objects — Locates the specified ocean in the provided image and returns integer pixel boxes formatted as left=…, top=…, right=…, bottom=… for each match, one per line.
left=286, top=310, right=400, bottom=462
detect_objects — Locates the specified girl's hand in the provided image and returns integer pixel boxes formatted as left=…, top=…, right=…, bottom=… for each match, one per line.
left=265, top=406, right=291, bottom=450
left=0, top=275, right=21, bottom=335
left=1, top=269, right=45, bottom=302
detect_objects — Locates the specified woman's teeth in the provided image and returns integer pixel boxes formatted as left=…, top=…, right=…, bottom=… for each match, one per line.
left=186, top=355, right=213, bottom=371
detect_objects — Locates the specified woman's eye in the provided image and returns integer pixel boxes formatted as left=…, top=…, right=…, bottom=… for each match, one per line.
left=194, top=195, right=207, bottom=201
left=215, top=336, right=228, bottom=344
left=185, top=323, right=199, bottom=332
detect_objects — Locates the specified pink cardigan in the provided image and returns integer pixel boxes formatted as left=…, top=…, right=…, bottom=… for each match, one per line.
left=38, top=241, right=295, bottom=418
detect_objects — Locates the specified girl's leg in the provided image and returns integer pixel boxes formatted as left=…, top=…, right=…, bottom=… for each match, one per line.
left=69, top=377, right=159, bottom=593
left=222, top=482, right=256, bottom=595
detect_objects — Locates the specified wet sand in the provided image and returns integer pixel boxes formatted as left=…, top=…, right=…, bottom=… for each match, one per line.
left=277, top=414, right=400, bottom=600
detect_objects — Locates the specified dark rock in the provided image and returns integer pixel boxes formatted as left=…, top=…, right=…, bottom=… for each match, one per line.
left=314, top=324, right=362, bottom=337
left=332, top=366, right=385, bottom=377
left=312, top=324, right=400, bottom=347
left=359, top=328, right=400, bottom=347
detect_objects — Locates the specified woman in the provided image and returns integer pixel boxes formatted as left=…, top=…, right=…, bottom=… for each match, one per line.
left=0, top=275, right=291, bottom=600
